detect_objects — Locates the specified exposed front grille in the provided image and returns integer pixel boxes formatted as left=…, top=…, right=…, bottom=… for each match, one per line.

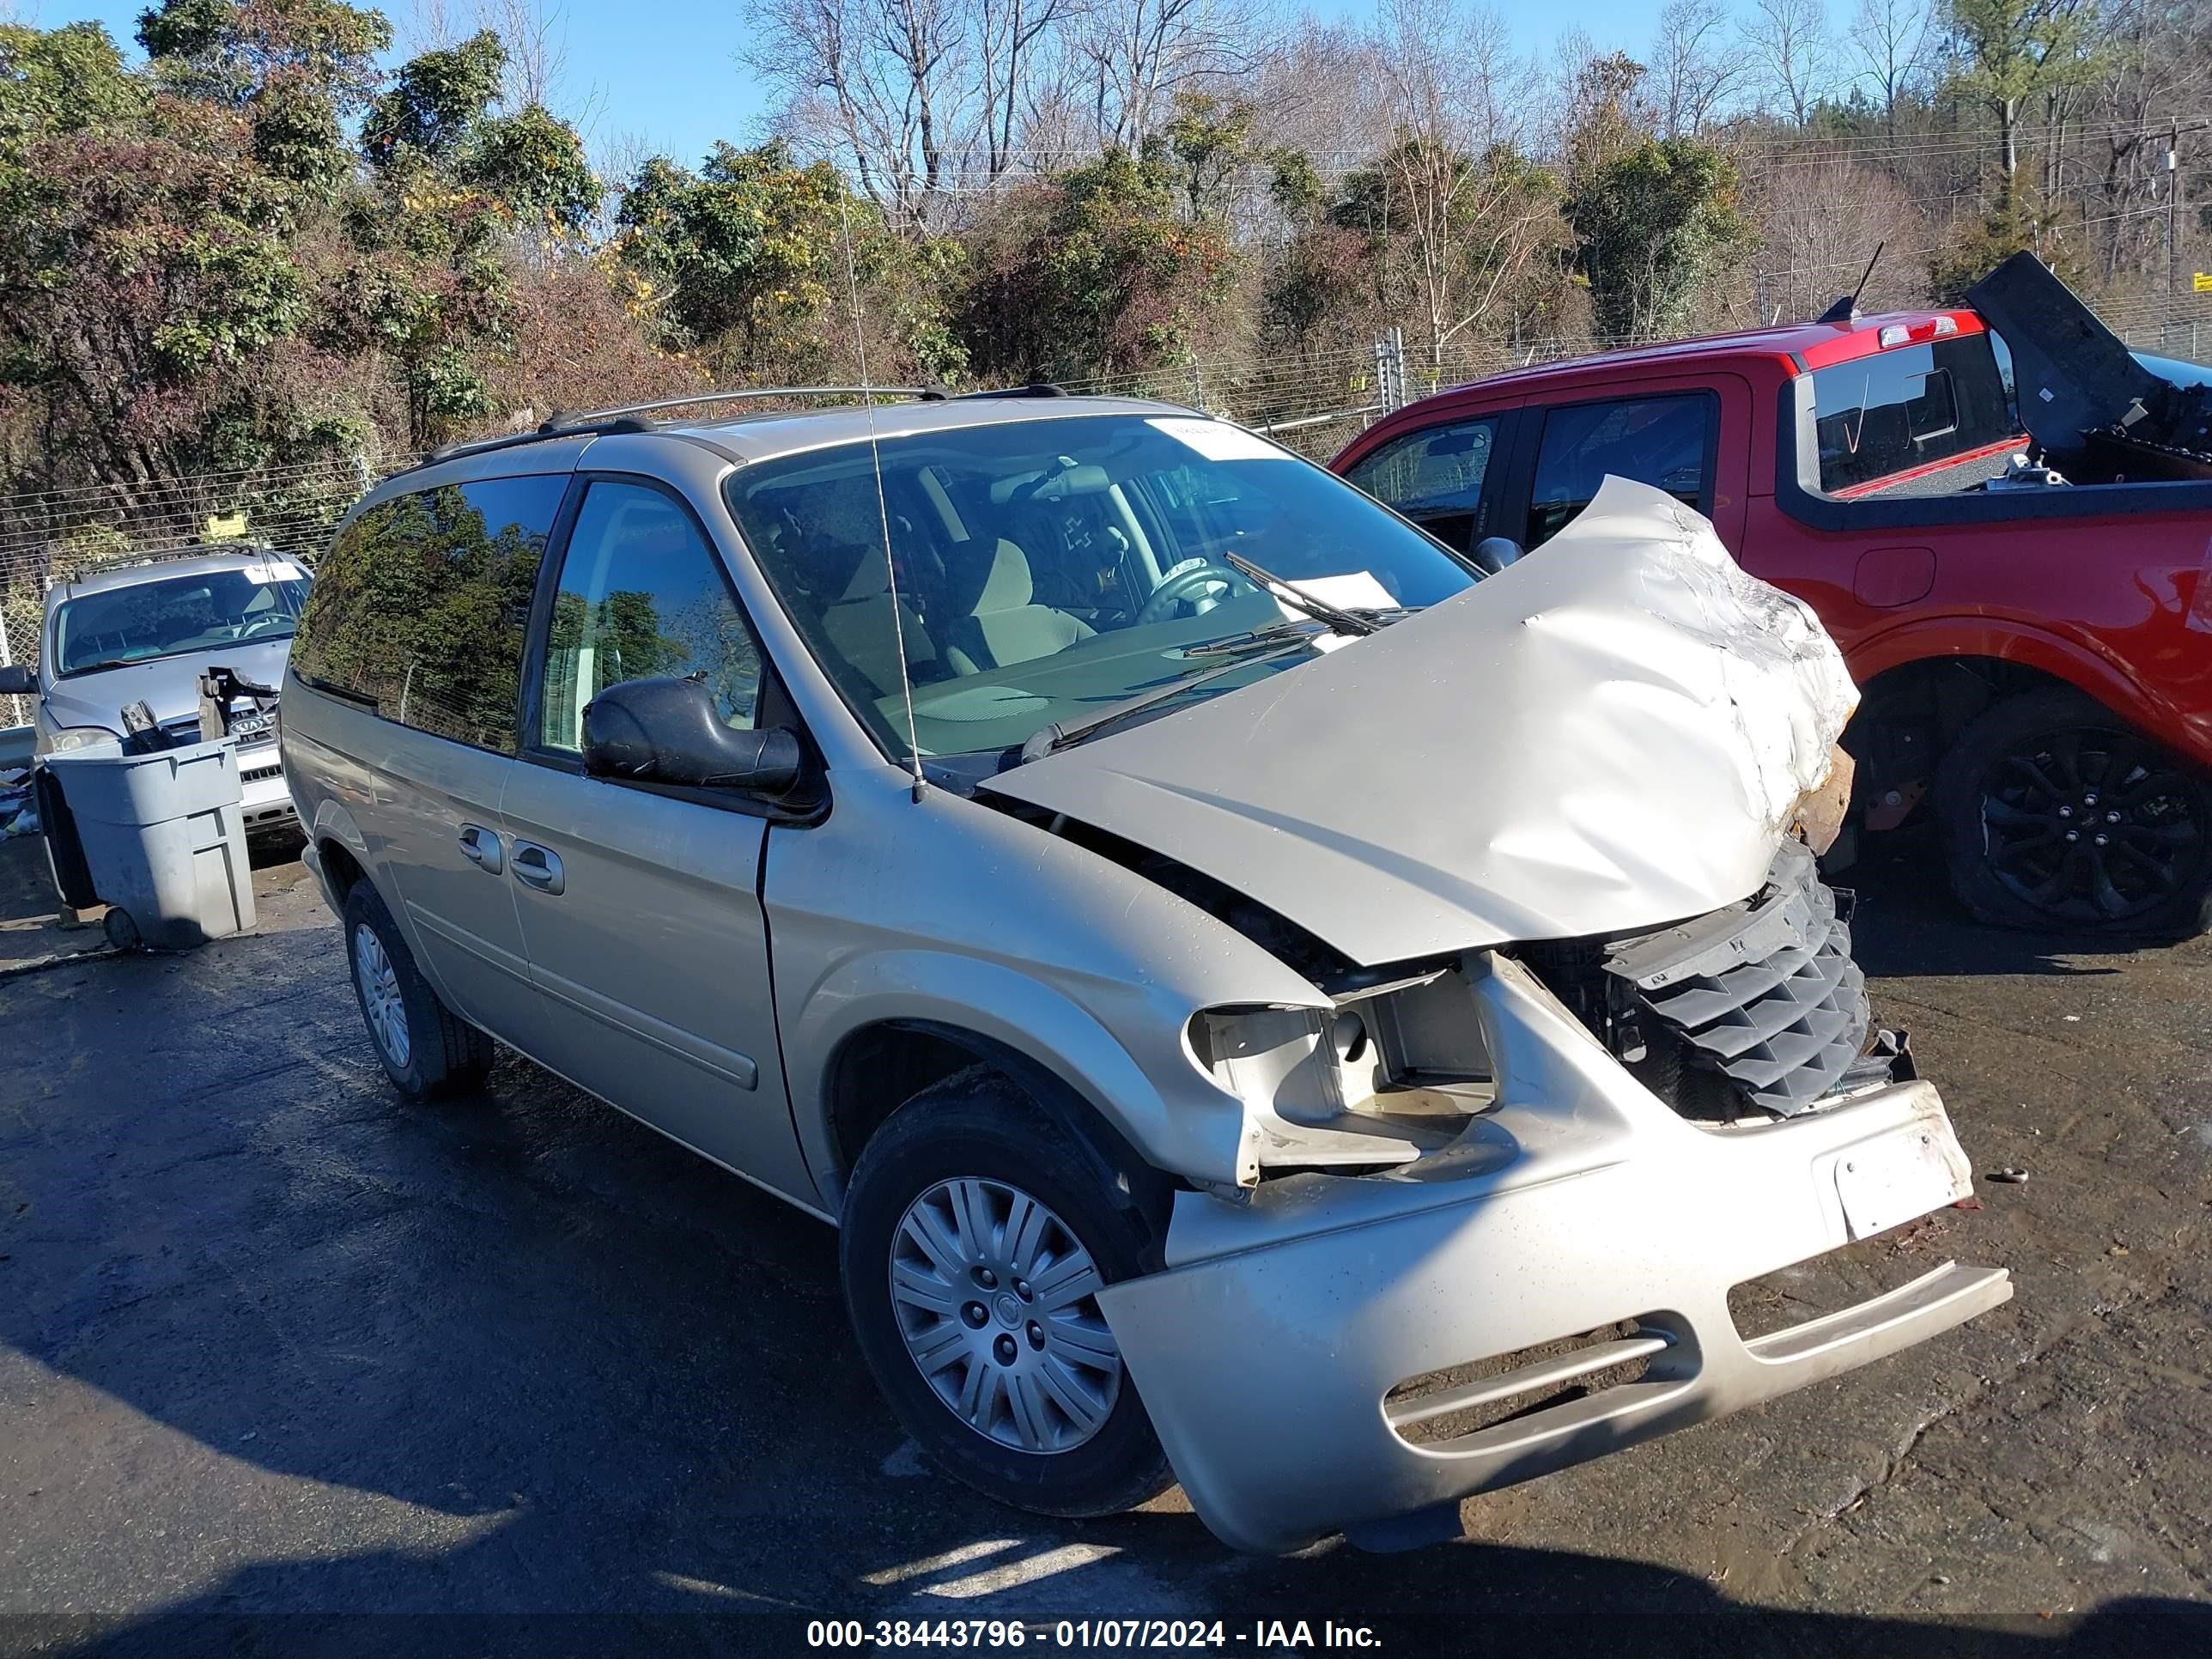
left=240, top=763, right=283, bottom=785
left=1604, top=844, right=1870, bottom=1117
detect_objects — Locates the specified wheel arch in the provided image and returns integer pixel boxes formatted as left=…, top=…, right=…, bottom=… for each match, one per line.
left=814, top=1016, right=1177, bottom=1218
left=1848, top=617, right=2205, bottom=769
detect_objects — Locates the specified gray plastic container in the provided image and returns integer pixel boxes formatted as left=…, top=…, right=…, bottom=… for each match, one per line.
left=44, top=737, right=257, bottom=949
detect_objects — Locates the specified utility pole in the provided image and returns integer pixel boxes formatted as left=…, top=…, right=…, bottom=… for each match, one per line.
left=2166, top=126, right=2180, bottom=352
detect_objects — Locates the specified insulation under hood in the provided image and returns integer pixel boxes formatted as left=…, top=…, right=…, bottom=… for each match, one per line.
left=981, top=477, right=1859, bottom=966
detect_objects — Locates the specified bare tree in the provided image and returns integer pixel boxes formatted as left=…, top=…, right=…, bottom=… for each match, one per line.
left=1741, top=0, right=1835, bottom=125
left=1845, top=0, right=1930, bottom=129
left=1758, top=155, right=1928, bottom=318
left=476, top=0, right=572, bottom=109
left=1369, top=0, right=1558, bottom=370
left=400, top=0, right=465, bottom=53
left=2084, top=0, right=2212, bottom=282
left=975, top=0, right=1071, bottom=177
left=745, top=0, right=980, bottom=227
left=1071, top=0, right=1258, bottom=149
left=1650, top=0, right=1751, bottom=137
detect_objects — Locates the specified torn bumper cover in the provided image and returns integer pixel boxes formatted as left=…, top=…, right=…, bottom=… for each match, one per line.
left=1097, top=954, right=2011, bottom=1555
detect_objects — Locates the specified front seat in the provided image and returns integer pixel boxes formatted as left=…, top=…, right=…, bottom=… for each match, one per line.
left=816, top=539, right=940, bottom=700
left=942, top=538, right=1094, bottom=675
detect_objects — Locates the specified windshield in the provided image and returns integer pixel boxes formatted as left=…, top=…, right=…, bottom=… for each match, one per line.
left=52, top=562, right=312, bottom=678
left=722, top=412, right=1475, bottom=762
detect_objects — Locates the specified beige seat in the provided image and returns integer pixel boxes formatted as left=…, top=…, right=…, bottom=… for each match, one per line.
left=943, top=538, right=1094, bottom=676
left=817, top=540, right=939, bottom=699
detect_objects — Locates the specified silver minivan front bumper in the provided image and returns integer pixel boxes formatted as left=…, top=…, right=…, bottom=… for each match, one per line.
left=1098, top=956, right=2011, bottom=1554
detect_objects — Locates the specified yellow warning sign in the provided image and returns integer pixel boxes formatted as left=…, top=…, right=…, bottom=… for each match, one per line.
left=2195, top=271, right=2212, bottom=293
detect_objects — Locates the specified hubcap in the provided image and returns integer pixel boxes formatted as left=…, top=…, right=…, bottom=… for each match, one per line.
left=353, top=922, right=411, bottom=1068
left=1978, top=726, right=2208, bottom=924
left=889, top=1177, right=1121, bottom=1455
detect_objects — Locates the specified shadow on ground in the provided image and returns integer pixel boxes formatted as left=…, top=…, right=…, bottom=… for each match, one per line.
left=1834, top=826, right=2174, bottom=980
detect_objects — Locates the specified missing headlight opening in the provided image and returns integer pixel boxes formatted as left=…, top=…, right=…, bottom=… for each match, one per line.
left=1190, top=966, right=1497, bottom=1173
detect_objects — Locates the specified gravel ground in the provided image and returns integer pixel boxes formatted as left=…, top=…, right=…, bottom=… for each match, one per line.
left=0, top=832, right=2207, bottom=1656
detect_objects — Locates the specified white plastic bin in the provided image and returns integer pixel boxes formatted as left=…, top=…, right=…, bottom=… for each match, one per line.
left=43, top=737, right=257, bottom=949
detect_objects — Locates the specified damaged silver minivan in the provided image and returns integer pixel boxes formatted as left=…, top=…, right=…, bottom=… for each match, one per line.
left=279, top=392, right=2012, bottom=1553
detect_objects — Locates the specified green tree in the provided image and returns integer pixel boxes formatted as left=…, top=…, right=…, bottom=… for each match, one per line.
left=0, top=21, right=345, bottom=494
left=360, top=29, right=505, bottom=167
left=1148, top=93, right=1258, bottom=222
left=611, top=140, right=959, bottom=385
left=137, top=0, right=392, bottom=195
left=1942, top=0, right=2102, bottom=185
left=955, top=149, right=1238, bottom=385
left=1565, top=136, right=1753, bottom=341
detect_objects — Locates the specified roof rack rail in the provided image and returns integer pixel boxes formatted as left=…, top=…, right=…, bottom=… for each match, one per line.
left=955, top=382, right=1069, bottom=399
left=422, top=386, right=933, bottom=466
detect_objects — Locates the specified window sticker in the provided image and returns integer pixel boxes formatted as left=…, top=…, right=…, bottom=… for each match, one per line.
left=1146, top=417, right=1294, bottom=463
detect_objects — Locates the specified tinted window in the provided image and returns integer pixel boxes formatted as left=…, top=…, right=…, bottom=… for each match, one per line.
left=52, top=561, right=309, bottom=678
left=1528, top=394, right=1712, bottom=548
left=537, top=482, right=763, bottom=753
left=1341, top=415, right=1501, bottom=550
left=723, top=413, right=1474, bottom=763
left=1811, top=336, right=2016, bottom=493
left=293, top=475, right=565, bottom=754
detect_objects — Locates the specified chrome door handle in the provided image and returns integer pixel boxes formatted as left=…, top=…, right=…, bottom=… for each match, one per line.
left=511, top=841, right=564, bottom=895
left=457, top=823, right=503, bottom=873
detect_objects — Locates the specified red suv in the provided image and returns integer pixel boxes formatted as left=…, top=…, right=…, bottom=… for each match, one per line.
left=1334, top=256, right=2212, bottom=937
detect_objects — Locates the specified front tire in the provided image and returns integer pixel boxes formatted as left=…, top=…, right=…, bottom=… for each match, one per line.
left=1935, top=688, right=2212, bottom=937
left=343, top=879, right=495, bottom=1099
left=840, top=1067, right=1173, bottom=1519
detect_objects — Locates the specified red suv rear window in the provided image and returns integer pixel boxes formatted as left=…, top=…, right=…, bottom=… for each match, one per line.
left=1811, top=336, right=2016, bottom=492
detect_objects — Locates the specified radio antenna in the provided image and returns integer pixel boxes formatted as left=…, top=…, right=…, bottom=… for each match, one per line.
left=838, top=192, right=927, bottom=804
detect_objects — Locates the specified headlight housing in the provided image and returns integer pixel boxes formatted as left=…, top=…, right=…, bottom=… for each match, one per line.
left=36, top=725, right=122, bottom=757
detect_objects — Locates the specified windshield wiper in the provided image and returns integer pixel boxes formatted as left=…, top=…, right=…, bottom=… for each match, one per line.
left=1220, top=550, right=1380, bottom=637
left=1018, top=637, right=1316, bottom=764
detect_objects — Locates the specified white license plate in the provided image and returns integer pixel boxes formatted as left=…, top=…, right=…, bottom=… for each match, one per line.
left=1834, top=1125, right=1967, bottom=1240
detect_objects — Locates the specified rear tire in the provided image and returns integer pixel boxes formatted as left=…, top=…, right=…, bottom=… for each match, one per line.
left=1935, top=688, right=2212, bottom=938
left=840, top=1067, right=1173, bottom=1520
left=342, top=879, right=495, bottom=1099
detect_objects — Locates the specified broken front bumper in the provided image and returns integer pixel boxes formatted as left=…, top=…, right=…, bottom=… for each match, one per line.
left=1097, top=954, right=2011, bottom=1554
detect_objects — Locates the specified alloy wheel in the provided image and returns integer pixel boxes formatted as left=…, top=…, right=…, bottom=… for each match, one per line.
left=1978, top=726, right=2209, bottom=925
left=889, top=1176, right=1122, bottom=1455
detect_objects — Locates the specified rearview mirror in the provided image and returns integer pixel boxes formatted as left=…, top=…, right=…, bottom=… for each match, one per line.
left=582, top=677, right=803, bottom=795
left=0, top=664, right=34, bottom=696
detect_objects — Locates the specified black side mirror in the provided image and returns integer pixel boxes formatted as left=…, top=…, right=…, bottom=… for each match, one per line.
left=0, top=664, right=34, bottom=696
left=1470, top=536, right=1524, bottom=575
left=582, top=677, right=803, bottom=795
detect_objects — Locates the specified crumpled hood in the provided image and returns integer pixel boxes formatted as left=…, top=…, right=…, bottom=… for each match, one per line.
left=40, top=637, right=294, bottom=732
left=981, top=477, right=1858, bottom=966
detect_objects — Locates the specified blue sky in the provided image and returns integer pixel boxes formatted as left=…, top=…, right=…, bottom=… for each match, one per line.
left=33, top=0, right=1687, bottom=174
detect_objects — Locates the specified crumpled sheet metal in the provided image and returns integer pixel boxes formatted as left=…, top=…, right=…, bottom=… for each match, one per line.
left=985, top=477, right=1862, bottom=964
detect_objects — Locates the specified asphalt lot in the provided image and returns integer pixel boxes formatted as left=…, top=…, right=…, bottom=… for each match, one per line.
left=1, top=830, right=2209, bottom=1656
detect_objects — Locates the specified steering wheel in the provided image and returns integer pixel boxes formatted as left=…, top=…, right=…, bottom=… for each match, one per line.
left=238, top=614, right=292, bottom=639
left=1133, top=560, right=1242, bottom=626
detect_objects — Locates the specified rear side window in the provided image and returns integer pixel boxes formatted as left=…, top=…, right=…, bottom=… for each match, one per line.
left=1527, top=393, right=1714, bottom=548
left=1341, top=415, right=1501, bottom=551
left=1811, top=336, right=2016, bottom=493
left=293, top=475, right=567, bottom=755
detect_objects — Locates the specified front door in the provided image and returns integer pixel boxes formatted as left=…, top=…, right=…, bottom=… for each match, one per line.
left=498, top=476, right=814, bottom=1206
